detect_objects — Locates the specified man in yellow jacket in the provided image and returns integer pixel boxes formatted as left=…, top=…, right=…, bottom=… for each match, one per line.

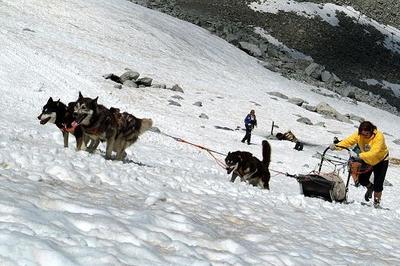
left=330, top=121, right=389, bottom=207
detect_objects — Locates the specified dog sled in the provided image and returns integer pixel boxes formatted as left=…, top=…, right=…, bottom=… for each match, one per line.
left=288, top=145, right=354, bottom=203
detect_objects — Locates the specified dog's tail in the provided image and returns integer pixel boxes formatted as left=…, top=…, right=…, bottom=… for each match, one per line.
left=139, top=118, right=153, bottom=135
left=262, top=140, right=271, bottom=168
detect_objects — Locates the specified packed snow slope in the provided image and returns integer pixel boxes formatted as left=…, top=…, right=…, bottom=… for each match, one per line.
left=0, top=0, right=400, bottom=265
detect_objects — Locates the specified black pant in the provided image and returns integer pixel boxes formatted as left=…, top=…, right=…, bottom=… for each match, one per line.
left=242, top=126, right=252, bottom=144
left=358, top=159, right=389, bottom=192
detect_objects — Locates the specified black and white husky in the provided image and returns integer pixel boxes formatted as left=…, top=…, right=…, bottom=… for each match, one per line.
left=73, top=92, right=153, bottom=160
left=225, top=140, right=271, bottom=189
left=37, top=97, right=87, bottom=150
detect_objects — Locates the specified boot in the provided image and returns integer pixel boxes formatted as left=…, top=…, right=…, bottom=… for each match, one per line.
left=373, top=192, right=382, bottom=208
left=364, top=183, right=373, bottom=201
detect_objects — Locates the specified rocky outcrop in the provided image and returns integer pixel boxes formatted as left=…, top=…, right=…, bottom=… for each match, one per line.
left=128, top=0, right=400, bottom=115
left=296, top=0, right=400, bottom=30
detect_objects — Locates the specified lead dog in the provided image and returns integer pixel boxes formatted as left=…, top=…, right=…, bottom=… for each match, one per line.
left=225, top=140, right=271, bottom=189
left=38, top=97, right=88, bottom=150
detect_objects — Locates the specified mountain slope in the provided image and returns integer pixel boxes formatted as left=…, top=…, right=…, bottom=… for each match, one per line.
left=0, top=0, right=400, bottom=264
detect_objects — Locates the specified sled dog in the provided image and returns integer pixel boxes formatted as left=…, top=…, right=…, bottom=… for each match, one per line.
left=38, top=97, right=88, bottom=150
left=225, top=140, right=271, bottom=189
left=109, top=107, right=153, bottom=160
left=73, top=92, right=153, bottom=160
left=73, top=92, right=119, bottom=159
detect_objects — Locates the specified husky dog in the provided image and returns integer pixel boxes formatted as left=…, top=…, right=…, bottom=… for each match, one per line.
left=38, top=97, right=87, bottom=149
left=73, top=92, right=153, bottom=160
left=110, top=107, right=153, bottom=160
left=73, top=92, right=119, bottom=159
left=225, top=140, right=271, bottom=189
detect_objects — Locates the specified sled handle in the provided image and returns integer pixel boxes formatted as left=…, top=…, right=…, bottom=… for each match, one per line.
left=318, top=145, right=350, bottom=173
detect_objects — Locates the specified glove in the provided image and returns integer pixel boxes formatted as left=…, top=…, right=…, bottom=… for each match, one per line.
left=329, top=143, right=337, bottom=150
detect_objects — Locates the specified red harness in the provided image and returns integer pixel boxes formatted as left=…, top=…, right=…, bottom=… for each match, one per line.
left=62, top=121, right=78, bottom=133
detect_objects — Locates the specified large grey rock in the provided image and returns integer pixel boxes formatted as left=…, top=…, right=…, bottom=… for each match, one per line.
left=316, top=102, right=352, bottom=123
left=123, top=80, right=138, bottom=88
left=136, top=77, right=153, bottom=87
left=120, top=70, right=140, bottom=82
left=321, top=70, right=332, bottom=82
left=238, top=42, right=263, bottom=57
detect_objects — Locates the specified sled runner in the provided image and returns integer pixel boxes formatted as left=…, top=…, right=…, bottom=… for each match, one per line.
left=289, top=145, right=352, bottom=203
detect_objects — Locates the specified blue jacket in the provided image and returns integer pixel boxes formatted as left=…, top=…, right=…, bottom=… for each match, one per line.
left=244, top=114, right=257, bottom=128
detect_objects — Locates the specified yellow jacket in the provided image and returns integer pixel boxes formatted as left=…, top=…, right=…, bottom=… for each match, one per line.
left=337, top=129, right=389, bottom=166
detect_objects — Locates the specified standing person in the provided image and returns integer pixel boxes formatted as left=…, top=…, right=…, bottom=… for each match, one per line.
left=330, top=121, right=389, bottom=207
left=241, top=110, right=257, bottom=145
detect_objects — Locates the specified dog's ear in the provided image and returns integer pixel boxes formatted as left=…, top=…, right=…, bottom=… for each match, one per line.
left=47, top=97, right=53, bottom=103
left=56, top=99, right=60, bottom=105
left=89, top=97, right=98, bottom=108
left=78, top=91, right=83, bottom=100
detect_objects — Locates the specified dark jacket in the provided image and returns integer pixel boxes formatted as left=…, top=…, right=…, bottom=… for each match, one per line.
left=244, top=114, right=257, bottom=129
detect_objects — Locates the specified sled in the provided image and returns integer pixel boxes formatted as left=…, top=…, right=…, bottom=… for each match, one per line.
left=291, top=146, right=352, bottom=203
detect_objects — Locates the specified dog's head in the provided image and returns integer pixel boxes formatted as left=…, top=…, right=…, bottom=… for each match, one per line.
left=73, top=92, right=98, bottom=126
left=225, top=151, right=242, bottom=174
left=38, top=97, right=62, bottom=125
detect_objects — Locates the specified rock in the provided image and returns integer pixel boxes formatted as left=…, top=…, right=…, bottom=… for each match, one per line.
left=171, top=95, right=184, bottom=100
left=193, top=101, right=203, bottom=107
left=199, top=113, right=209, bottom=119
left=214, top=125, right=233, bottom=130
left=171, top=84, right=184, bottom=93
left=152, top=83, right=167, bottom=89
left=345, top=114, right=365, bottom=123
left=384, top=180, right=393, bottom=186
left=288, top=97, right=307, bottom=106
left=296, top=117, right=313, bottom=125
left=267, top=91, right=289, bottom=99
left=120, top=70, right=140, bottom=82
left=321, top=70, right=332, bottom=82
left=168, top=100, right=181, bottom=106
left=315, top=102, right=339, bottom=116
left=314, top=122, right=326, bottom=127
left=304, top=63, right=320, bottom=76
left=238, top=41, right=263, bottom=57
left=302, top=104, right=317, bottom=112
left=316, top=102, right=352, bottom=123
left=136, top=77, right=153, bottom=86
left=123, top=80, right=138, bottom=88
